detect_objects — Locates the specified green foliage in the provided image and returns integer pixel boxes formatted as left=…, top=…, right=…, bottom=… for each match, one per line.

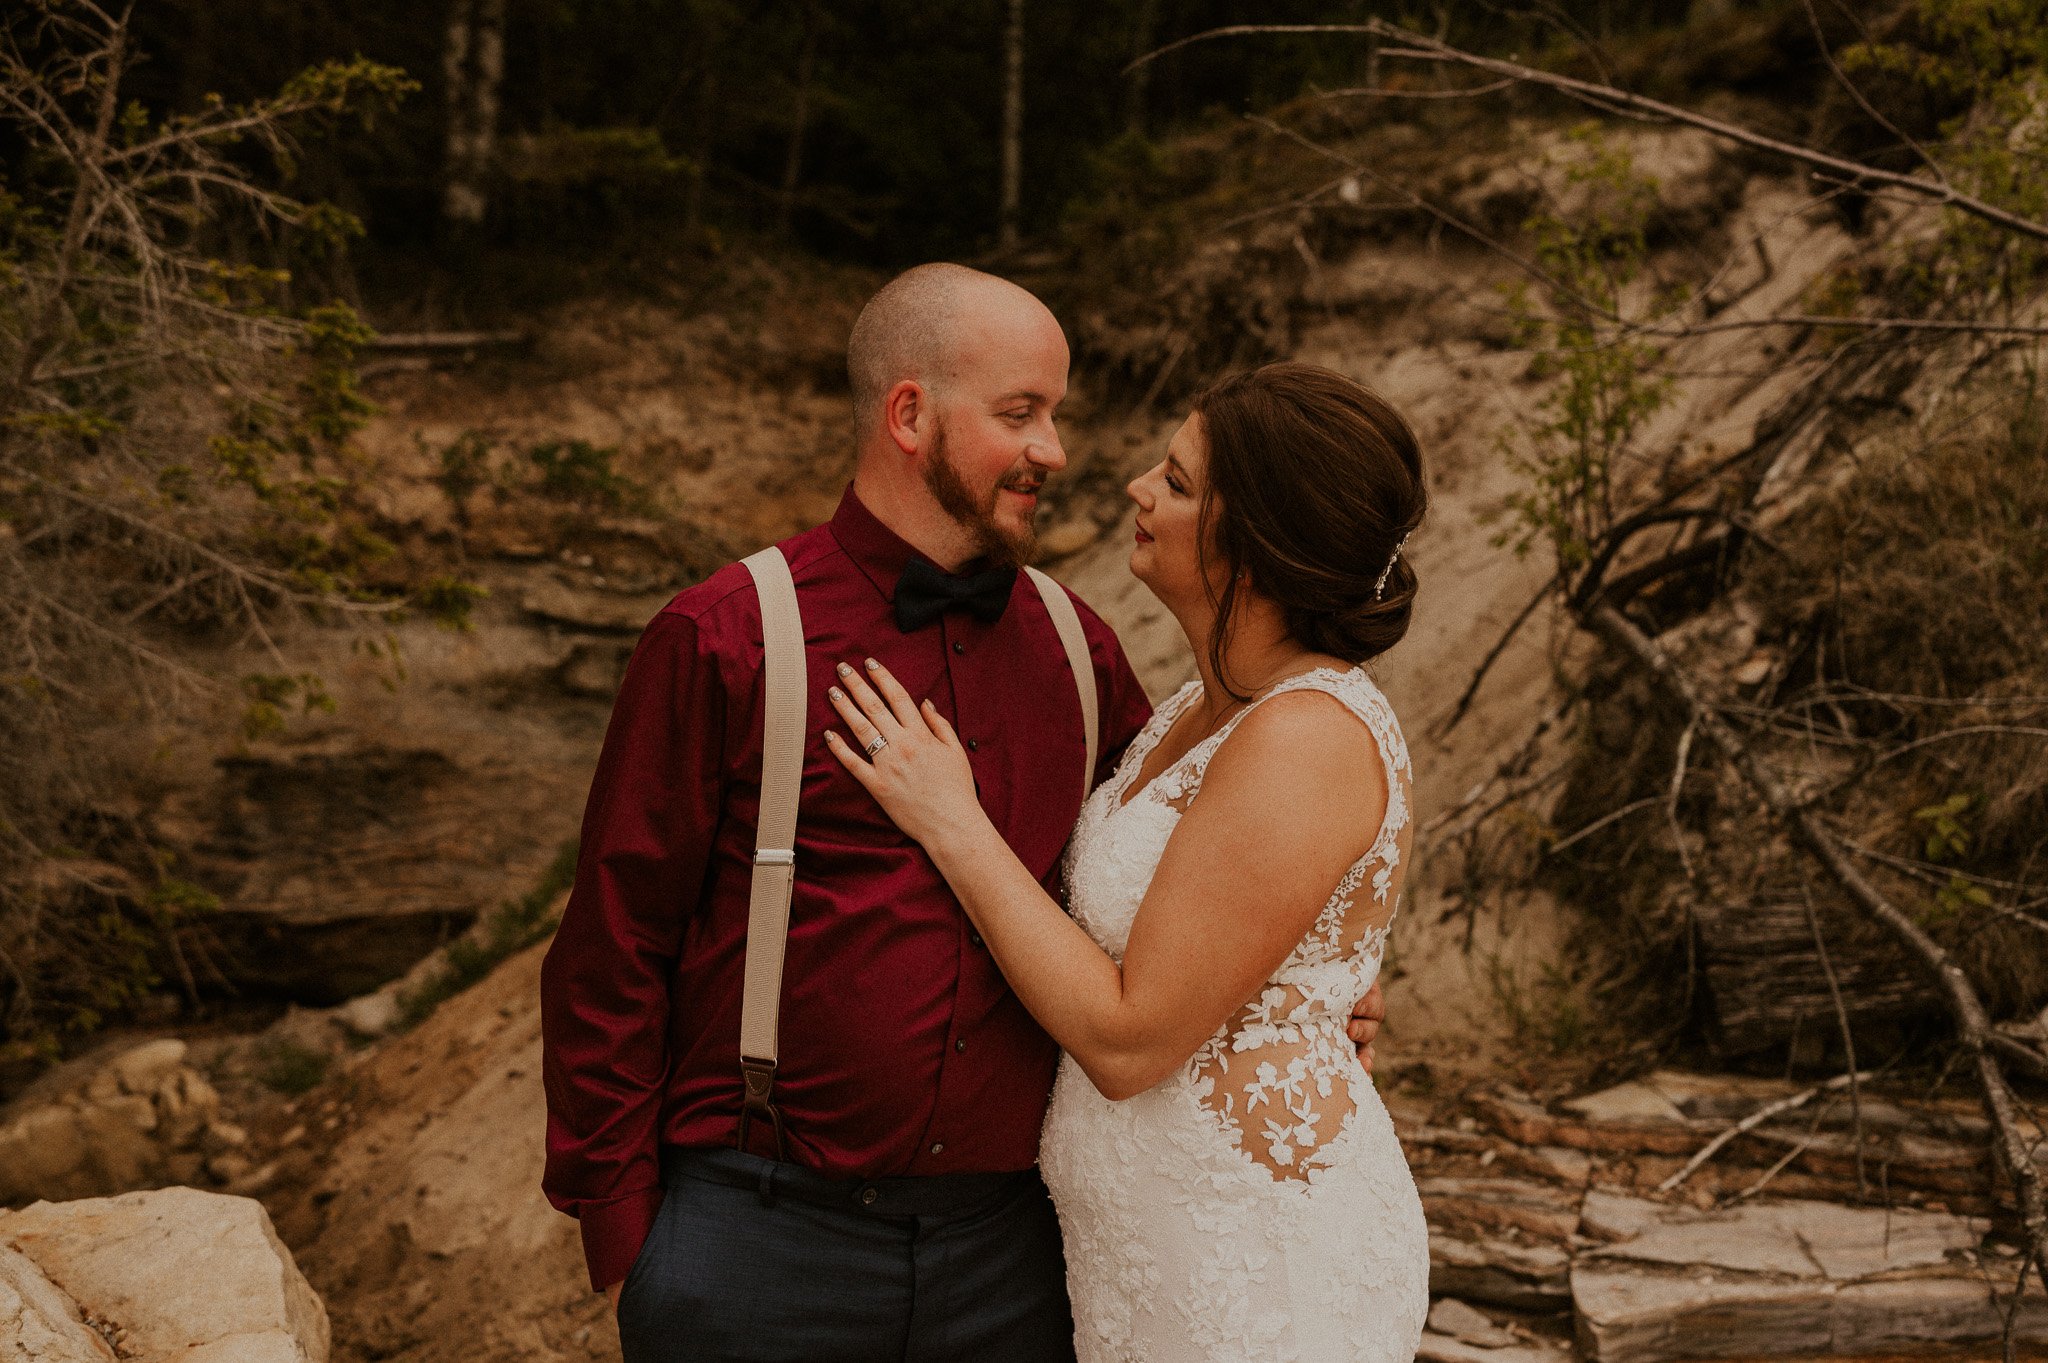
left=526, top=439, right=645, bottom=509
left=395, top=839, right=579, bottom=1031
left=412, top=575, right=489, bottom=631
left=239, top=673, right=336, bottom=740
left=1485, top=953, right=1594, bottom=1057
left=1845, top=2, right=2048, bottom=318
left=1497, top=127, right=1672, bottom=570
left=253, top=1037, right=330, bottom=1095
left=432, top=430, right=494, bottom=510
left=1913, top=792, right=1977, bottom=863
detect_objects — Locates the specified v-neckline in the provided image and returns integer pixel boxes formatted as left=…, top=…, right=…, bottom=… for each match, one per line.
left=1112, top=682, right=1214, bottom=814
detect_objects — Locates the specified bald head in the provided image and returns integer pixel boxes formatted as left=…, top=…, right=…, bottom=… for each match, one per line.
left=846, top=263, right=1060, bottom=434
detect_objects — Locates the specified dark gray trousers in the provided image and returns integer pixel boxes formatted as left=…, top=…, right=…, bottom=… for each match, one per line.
left=616, top=1147, right=1078, bottom=1363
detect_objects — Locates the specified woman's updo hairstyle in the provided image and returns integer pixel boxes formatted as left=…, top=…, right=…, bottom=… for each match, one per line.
left=1190, top=361, right=1426, bottom=700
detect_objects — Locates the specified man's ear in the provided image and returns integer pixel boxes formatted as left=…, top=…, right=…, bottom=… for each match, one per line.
left=883, top=380, right=926, bottom=457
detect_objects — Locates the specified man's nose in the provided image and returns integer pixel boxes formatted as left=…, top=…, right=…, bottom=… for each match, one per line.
left=1030, top=431, right=1067, bottom=472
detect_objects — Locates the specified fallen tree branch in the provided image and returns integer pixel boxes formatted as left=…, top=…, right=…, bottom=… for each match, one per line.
left=1140, top=21, right=2048, bottom=246
left=1432, top=573, right=1558, bottom=738
left=1659, top=1069, right=1873, bottom=1192
left=366, top=329, right=529, bottom=353
left=1590, top=600, right=2048, bottom=1267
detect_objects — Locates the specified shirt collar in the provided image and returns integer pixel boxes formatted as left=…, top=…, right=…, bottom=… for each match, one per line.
left=828, top=483, right=1010, bottom=603
left=828, top=484, right=922, bottom=603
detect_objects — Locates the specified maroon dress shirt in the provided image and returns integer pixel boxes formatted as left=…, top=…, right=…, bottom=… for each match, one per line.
left=540, top=486, right=1155, bottom=1290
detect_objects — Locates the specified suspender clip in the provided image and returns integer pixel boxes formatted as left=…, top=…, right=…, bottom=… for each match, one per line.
left=737, top=1054, right=790, bottom=1162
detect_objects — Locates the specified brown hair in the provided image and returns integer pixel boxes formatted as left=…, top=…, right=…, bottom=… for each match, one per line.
left=1190, top=362, right=1427, bottom=699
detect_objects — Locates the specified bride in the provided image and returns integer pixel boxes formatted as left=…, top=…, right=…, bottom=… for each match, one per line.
left=823, top=361, right=1430, bottom=1363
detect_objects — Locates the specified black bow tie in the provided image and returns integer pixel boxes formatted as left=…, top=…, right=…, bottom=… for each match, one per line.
left=893, top=556, right=1017, bottom=632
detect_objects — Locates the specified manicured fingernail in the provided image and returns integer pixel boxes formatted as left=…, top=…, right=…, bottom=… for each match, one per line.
left=830, top=686, right=844, bottom=700
left=864, top=658, right=879, bottom=671
left=837, top=662, right=852, bottom=676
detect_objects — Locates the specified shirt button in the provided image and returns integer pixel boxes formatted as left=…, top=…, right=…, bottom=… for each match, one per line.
left=955, top=1038, right=967, bottom=1052
left=952, top=641, right=965, bottom=655
left=859, top=1186, right=878, bottom=1206
left=967, top=738, right=980, bottom=752
left=969, top=930, right=984, bottom=947
left=930, top=1141, right=945, bottom=1155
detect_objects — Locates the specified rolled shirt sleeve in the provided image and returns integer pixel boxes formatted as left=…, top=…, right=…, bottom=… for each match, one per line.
left=540, top=608, right=724, bottom=1292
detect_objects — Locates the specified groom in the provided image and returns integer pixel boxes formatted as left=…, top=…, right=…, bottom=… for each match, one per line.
left=540, top=263, right=1386, bottom=1360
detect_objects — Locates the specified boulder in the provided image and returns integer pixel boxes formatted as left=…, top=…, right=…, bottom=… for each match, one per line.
left=107, top=1040, right=187, bottom=1096
left=518, top=580, right=670, bottom=634
left=0, top=1187, right=328, bottom=1363
left=1561, top=1083, right=1686, bottom=1126
left=1571, top=1193, right=2039, bottom=1362
left=1427, top=1297, right=1518, bottom=1348
left=0, top=1244, right=115, bottom=1363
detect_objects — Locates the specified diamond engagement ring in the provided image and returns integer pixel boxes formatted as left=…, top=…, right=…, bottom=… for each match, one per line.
left=863, top=734, right=889, bottom=758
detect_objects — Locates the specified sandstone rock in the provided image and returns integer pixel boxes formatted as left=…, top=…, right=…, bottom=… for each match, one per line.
left=1499, top=1144, right=1591, bottom=1187
left=67, top=1102, right=156, bottom=1190
left=518, top=580, right=669, bottom=634
left=1034, top=519, right=1098, bottom=560
left=1571, top=1193, right=2035, bottom=1362
left=1572, top=1260, right=2048, bottom=1363
left=1421, top=1176, right=1582, bottom=1242
left=332, top=990, right=400, bottom=1040
left=0, top=1244, right=115, bottom=1363
left=0, top=1187, right=329, bottom=1363
left=1588, top=1196, right=1984, bottom=1279
left=202, top=1121, right=249, bottom=1153
left=207, top=1153, right=254, bottom=1185
left=1429, top=1230, right=1573, bottom=1310
left=1427, top=1297, right=1518, bottom=1348
left=0, top=1108, right=87, bottom=1203
left=108, top=1040, right=187, bottom=1096
left=1561, top=1082, right=1687, bottom=1126
left=1417, top=1332, right=1569, bottom=1363
left=1472, top=1091, right=1706, bottom=1157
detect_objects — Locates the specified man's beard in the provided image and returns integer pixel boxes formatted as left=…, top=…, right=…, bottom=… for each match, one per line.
left=922, top=422, right=1040, bottom=569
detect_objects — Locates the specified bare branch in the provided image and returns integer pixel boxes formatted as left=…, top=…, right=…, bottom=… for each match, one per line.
left=1148, top=20, right=2048, bottom=246
left=1658, top=1069, right=1873, bottom=1193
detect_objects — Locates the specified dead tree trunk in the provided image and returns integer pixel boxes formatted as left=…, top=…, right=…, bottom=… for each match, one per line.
left=999, top=0, right=1025, bottom=250
left=1124, top=0, right=1160, bottom=136
left=442, top=0, right=506, bottom=230
left=777, top=0, right=820, bottom=239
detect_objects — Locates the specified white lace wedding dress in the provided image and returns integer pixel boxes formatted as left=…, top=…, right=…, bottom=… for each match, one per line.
left=1039, top=666, right=1430, bottom=1363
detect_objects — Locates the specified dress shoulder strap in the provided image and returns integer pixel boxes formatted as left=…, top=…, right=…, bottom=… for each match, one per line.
left=1183, top=667, right=1411, bottom=796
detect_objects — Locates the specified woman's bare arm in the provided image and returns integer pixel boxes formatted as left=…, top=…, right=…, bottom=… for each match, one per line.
left=825, top=661, right=1386, bottom=1099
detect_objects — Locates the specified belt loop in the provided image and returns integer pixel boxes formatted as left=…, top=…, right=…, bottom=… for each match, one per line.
left=757, top=1161, right=777, bottom=1208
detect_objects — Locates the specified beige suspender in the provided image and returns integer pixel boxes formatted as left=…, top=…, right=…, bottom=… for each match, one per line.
left=1024, top=566, right=1100, bottom=802
left=737, top=547, right=805, bottom=1159
left=733, top=551, right=1100, bottom=1161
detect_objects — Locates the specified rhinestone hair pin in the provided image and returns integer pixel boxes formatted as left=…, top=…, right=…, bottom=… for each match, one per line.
left=1371, top=531, right=1412, bottom=602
